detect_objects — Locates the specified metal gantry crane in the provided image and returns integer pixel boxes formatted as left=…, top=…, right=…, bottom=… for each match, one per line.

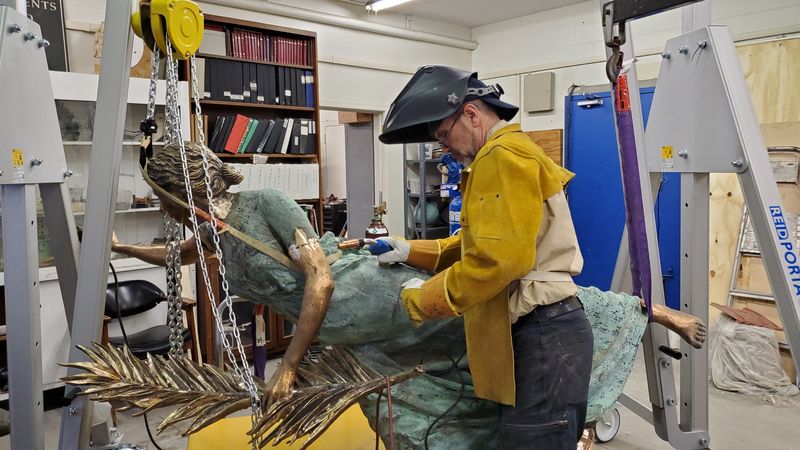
left=602, top=1, right=800, bottom=448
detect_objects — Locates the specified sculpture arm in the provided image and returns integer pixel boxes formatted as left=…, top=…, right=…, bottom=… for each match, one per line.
left=264, top=229, right=333, bottom=405
left=111, top=233, right=205, bottom=266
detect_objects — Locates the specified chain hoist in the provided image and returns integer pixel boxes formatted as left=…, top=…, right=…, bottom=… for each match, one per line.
left=133, top=0, right=262, bottom=437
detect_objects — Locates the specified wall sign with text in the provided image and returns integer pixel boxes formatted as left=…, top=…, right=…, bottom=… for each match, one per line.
left=27, top=0, right=69, bottom=71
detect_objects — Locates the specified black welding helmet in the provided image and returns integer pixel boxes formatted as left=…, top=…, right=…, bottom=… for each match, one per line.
left=379, top=65, right=519, bottom=144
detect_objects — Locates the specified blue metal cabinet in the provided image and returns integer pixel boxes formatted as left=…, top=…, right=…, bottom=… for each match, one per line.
left=565, top=87, right=681, bottom=309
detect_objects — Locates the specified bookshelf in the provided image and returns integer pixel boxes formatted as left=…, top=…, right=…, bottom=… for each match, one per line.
left=185, top=14, right=323, bottom=230
left=186, top=16, right=323, bottom=361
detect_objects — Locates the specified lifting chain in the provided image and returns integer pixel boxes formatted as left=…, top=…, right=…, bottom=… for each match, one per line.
left=140, top=12, right=262, bottom=440
left=164, top=214, right=185, bottom=357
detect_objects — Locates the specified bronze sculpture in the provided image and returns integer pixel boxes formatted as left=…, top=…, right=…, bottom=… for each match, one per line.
left=65, top=142, right=706, bottom=449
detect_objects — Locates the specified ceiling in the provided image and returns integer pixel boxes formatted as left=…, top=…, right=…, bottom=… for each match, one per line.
left=365, top=0, right=588, bottom=28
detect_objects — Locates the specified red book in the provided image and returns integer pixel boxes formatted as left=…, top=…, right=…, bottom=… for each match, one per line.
left=246, top=31, right=253, bottom=59
left=278, top=37, right=284, bottom=63
left=234, top=29, right=243, bottom=58
left=293, top=39, right=299, bottom=65
left=223, top=114, right=250, bottom=153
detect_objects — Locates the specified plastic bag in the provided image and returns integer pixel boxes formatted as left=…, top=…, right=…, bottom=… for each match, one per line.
left=709, top=315, right=798, bottom=397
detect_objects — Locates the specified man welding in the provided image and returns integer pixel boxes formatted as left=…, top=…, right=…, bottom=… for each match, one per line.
left=377, top=65, right=594, bottom=448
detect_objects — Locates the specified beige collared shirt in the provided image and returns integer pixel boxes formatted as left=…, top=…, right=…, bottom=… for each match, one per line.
left=483, top=121, right=584, bottom=323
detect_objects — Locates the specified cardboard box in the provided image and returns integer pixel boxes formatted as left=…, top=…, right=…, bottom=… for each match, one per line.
left=338, top=112, right=372, bottom=124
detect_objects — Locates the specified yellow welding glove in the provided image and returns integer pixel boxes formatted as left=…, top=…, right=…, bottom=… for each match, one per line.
left=400, top=272, right=460, bottom=324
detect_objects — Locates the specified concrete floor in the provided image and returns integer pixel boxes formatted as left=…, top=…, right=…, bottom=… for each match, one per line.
left=598, top=350, right=800, bottom=450
left=1, top=354, right=798, bottom=450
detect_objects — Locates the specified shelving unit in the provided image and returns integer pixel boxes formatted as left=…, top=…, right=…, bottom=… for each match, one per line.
left=199, top=99, right=315, bottom=112
left=0, top=71, right=188, bottom=396
left=187, top=14, right=323, bottom=231
left=196, top=52, right=314, bottom=70
left=214, top=153, right=317, bottom=160
left=187, top=15, right=322, bottom=362
left=403, top=143, right=452, bottom=239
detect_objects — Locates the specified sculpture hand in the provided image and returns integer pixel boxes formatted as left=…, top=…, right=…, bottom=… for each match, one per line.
left=264, top=364, right=296, bottom=408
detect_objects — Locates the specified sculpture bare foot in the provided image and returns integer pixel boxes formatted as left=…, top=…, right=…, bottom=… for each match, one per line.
left=645, top=302, right=707, bottom=349
left=577, top=426, right=596, bottom=450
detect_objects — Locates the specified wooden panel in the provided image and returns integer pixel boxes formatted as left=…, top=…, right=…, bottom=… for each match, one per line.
left=524, top=129, right=563, bottom=166
left=708, top=173, right=744, bottom=313
left=736, top=39, right=800, bottom=124
left=196, top=256, right=221, bottom=366
left=710, top=39, right=800, bottom=378
left=762, top=121, right=800, bottom=148
left=737, top=256, right=772, bottom=294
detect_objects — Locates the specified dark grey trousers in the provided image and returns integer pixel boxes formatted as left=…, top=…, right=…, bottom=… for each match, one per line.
left=500, top=307, right=594, bottom=449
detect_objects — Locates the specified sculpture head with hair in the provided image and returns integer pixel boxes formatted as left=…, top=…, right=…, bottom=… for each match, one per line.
left=144, top=141, right=243, bottom=220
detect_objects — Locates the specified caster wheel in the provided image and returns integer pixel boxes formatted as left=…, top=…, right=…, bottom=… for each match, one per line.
left=595, top=408, right=621, bottom=443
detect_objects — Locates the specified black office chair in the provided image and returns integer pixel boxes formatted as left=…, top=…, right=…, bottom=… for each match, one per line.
left=103, top=279, right=198, bottom=362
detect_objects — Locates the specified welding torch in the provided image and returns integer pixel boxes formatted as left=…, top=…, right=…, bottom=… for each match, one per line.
left=337, top=238, right=392, bottom=256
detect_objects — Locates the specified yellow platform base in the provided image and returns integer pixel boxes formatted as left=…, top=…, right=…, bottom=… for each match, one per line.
left=186, top=405, right=385, bottom=450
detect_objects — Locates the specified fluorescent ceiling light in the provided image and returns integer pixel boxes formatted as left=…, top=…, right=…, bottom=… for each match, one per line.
left=365, top=0, right=413, bottom=13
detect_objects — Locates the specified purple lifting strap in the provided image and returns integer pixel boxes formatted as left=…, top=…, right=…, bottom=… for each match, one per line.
left=614, top=75, right=654, bottom=321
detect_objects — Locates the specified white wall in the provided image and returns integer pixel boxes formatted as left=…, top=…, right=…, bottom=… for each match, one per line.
left=471, top=0, right=800, bottom=132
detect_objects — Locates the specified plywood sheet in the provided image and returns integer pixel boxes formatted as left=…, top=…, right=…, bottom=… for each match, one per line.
left=762, top=122, right=800, bottom=148
left=525, top=129, right=563, bottom=166
left=737, top=39, right=800, bottom=124
left=710, top=40, right=800, bottom=349
left=708, top=173, right=744, bottom=318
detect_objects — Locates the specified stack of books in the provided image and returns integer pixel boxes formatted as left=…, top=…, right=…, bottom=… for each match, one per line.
left=202, top=24, right=313, bottom=66
left=207, top=114, right=317, bottom=155
left=197, top=58, right=314, bottom=107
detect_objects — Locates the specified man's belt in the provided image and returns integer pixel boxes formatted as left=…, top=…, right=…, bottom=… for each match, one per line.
left=519, top=296, right=583, bottom=324
left=520, top=270, right=574, bottom=282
